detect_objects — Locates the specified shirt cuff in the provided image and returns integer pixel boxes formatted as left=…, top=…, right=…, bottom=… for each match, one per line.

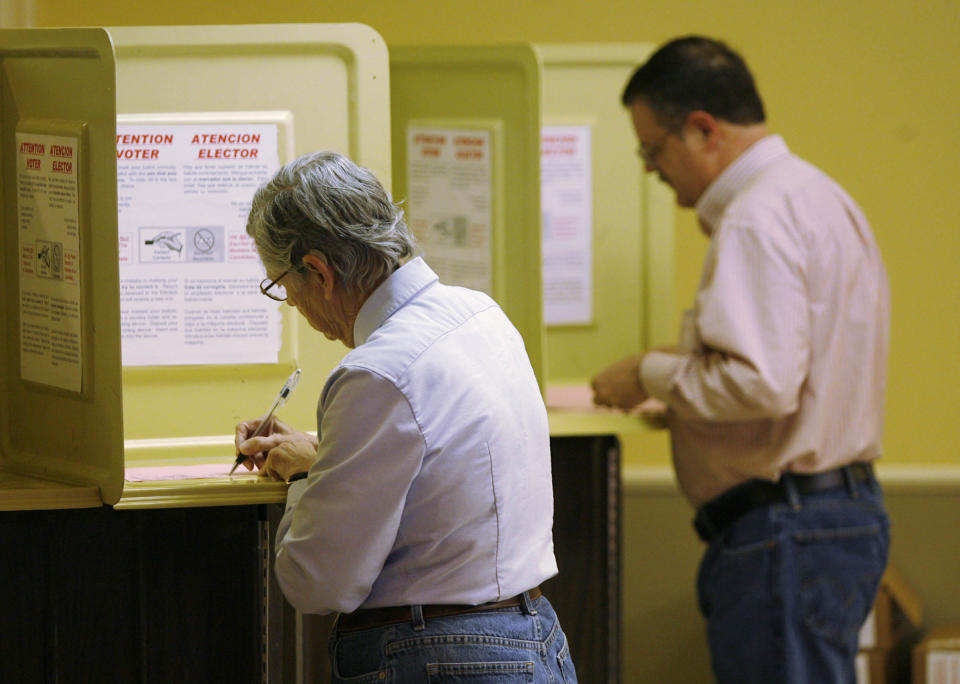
left=641, top=350, right=685, bottom=402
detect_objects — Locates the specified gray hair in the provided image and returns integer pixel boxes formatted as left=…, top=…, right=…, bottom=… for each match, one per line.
left=246, top=151, right=416, bottom=296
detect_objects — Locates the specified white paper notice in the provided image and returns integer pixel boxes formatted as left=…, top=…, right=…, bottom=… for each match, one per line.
left=124, top=463, right=257, bottom=481
left=927, top=653, right=960, bottom=684
left=117, top=123, right=282, bottom=366
left=541, top=126, right=593, bottom=325
left=17, top=132, right=83, bottom=392
left=407, top=127, right=492, bottom=294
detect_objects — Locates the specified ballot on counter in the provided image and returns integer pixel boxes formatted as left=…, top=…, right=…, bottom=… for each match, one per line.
left=546, top=383, right=668, bottom=428
left=124, top=463, right=257, bottom=482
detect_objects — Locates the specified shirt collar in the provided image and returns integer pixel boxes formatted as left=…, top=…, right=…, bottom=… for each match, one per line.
left=353, top=256, right=439, bottom=346
left=695, top=134, right=790, bottom=236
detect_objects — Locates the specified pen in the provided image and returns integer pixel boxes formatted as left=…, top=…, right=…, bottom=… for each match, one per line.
left=230, top=368, right=302, bottom=475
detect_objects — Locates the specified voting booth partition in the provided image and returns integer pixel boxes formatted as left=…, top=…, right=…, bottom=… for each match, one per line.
left=535, top=44, right=675, bottom=379
left=389, top=45, right=545, bottom=387
left=389, top=43, right=674, bottom=683
left=109, top=23, right=392, bottom=507
left=0, top=24, right=389, bottom=682
left=389, top=44, right=674, bottom=391
left=1, top=28, right=123, bottom=509
left=1, top=22, right=390, bottom=508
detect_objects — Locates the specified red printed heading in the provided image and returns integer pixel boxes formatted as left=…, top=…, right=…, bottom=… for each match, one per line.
left=193, top=132, right=261, bottom=160
left=117, top=131, right=174, bottom=160
left=20, top=142, right=45, bottom=155
left=116, top=126, right=270, bottom=163
left=19, top=138, right=75, bottom=173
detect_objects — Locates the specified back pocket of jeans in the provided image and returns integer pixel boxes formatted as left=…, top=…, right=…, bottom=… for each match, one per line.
left=795, top=523, right=886, bottom=645
left=426, top=660, right=535, bottom=681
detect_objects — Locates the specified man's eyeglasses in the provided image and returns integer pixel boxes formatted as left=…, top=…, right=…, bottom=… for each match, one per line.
left=637, top=132, right=671, bottom=167
left=260, top=268, right=293, bottom=302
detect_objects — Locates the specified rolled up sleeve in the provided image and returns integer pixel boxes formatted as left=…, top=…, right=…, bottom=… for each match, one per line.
left=274, top=367, right=426, bottom=614
left=643, top=222, right=810, bottom=422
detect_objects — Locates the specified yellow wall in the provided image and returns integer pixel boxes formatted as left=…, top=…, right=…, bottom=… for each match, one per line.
left=20, top=0, right=959, bottom=467
left=9, top=2, right=960, bottom=680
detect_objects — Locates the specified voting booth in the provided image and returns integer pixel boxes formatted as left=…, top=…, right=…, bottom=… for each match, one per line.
left=1, top=28, right=123, bottom=509
left=1, top=24, right=390, bottom=511
left=390, top=43, right=673, bottom=683
left=0, top=24, right=389, bottom=682
left=390, top=43, right=674, bottom=395
left=389, top=45, right=546, bottom=386
left=536, top=45, right=675, bottom=378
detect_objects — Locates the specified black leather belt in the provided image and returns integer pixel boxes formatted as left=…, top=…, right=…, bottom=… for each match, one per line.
left=693, top=463, right=875, bottom=542
left=336, top=586, right=542, bottom=633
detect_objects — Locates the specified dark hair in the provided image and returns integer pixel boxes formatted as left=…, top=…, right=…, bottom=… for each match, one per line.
left=621, top=36, right=765, bottom=130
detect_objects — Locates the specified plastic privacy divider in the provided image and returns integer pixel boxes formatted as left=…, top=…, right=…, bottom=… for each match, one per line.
left=1, top=27, right=122, bottom=508
left=390, top=45, right=545, bottom=389
left=2, top=24, right=391, bottom=509
left=107, top=24, right=391, bottom=507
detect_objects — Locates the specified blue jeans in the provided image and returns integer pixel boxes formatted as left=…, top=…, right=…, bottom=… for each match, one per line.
left=328, top=592, right=577, bottom=683
left=697, top=474, right=889, bottom=684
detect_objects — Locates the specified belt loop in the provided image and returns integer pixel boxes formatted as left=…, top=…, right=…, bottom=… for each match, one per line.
left=841, top=465, right=859, bottom=498
left=782, top=473, right=802, bottom=510
left=865, top=464, right=878, bottom=495
left=410, top=604, right=426, bottom=631
left=521, top=590, right=537, bottom=616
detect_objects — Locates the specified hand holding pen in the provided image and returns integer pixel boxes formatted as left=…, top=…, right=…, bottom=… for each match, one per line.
left=231, top=368, right=303, bottom=475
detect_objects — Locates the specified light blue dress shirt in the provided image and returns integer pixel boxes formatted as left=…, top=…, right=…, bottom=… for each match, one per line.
left=275, top=257, right=558, bottom=614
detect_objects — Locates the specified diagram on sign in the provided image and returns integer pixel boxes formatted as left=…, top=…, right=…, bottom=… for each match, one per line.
left=35, top=239, right=64, bottom=280
left=193, top=228, right=216, bottom=254
left=144, top=230, right=184, bottom=256
left=139, top=226, right=225, bottom=263
left=429, top=215, right=469, bottom=247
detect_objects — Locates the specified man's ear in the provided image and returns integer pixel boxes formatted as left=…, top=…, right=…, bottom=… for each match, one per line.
left=301, top=251, right=337, bottom=300
left=685, top=110, right=720, bottom=148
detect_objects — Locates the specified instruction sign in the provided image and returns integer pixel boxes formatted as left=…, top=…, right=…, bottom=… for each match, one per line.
left=407, top=126, right=493, bottom=294
left=117, top=121, right=283, bottom=366
left=17, top=132, right=84, bottom=392
left=541, top=125, right=593, bottom=326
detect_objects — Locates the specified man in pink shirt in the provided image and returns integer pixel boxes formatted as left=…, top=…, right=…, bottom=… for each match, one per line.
left=592, top=36, right=890, bottom=683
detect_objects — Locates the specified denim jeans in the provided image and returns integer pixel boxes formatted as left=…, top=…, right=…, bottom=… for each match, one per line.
left=328, top=592, right=577, bottom=683
left=696, top=473, right=890, bottom=684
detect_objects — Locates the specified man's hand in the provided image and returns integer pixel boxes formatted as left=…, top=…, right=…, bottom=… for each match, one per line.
left=234, top=417, right=318, bottom=474
left=259, top=440, right=319, bottom=482
left=591, top=355, right=649, bottom=410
